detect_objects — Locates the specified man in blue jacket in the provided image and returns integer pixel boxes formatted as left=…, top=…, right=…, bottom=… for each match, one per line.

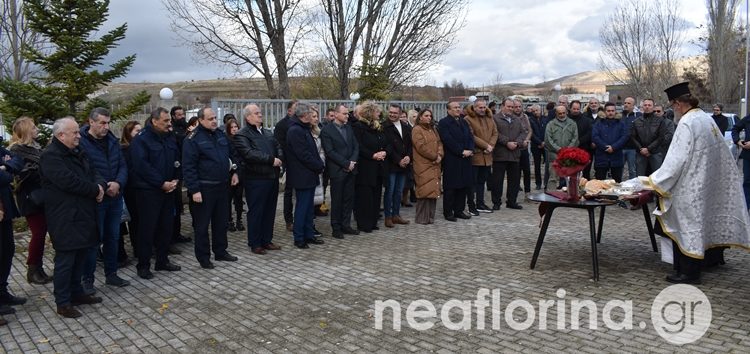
left=592, top=102, right=629, bottom=182
left=78, top=107, right=130, bottom=289
left=182, top=107, right=239, bottom=269
left=285, top=102, right=325, bottom=248
left=130, top=108, right=182, bottom=279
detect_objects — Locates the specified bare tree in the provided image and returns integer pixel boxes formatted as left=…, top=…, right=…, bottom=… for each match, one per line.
left=706, top=0, right=742, bottom=104
left=0, top=0, right=44, bottom=81
left=317, top=0, right=383, bottom=99
left=360, top=0, right=467, bottom=89
left=598, top=0, right=685, bottom=101
left=162, top=0, right=309, bottom=98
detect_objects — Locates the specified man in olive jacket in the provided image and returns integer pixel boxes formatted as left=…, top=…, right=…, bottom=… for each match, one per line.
left=544, top=105, right=579, bottom=189
left=41, top=117, right=107, bottom=318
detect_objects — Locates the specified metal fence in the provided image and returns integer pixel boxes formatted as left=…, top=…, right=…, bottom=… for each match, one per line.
left=210, top=99, right=466, bottom=129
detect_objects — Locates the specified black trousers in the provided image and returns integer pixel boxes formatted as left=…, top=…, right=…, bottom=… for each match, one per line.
left=283, top=182, right=294, bottom=224
left=245, top=179, right=278, bottom=249
left=227, top=179, right=244, bottom=223
left=470, top=165, right=491, bottom=209
left=136, top=190, right=174, bottom=270
left=594, top=166, right=624, bottom=183
left=520, top=149, right=531, bottom=193
left=0, top=219, right=13, bottom=293
left=491, top=161, right=520, bottom=206
left=355, top=178, right=382, bottom=232
left=329, top=174, right=356, bottom=232
left=443, top=186, right=470, bottom=217
left=531, top=147, right=548, bottom=189
left=52, top=248, right=88, bottom=306
left=191, top=183, right=230, bottom=263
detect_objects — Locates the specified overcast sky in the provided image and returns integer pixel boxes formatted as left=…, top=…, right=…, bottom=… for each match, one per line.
left=103, top=0, right=732, bottom=86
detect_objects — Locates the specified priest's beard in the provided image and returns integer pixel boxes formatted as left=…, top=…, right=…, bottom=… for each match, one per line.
left=673, top=110, right=683, bottom=122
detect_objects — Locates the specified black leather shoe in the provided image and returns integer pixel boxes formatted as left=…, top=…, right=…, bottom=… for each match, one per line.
left=215, top=253, right=238, bottom=262
left=332, top=231, right=345, bottom=239
left=492, top=204, right=501, bottom=210
left=200, top=261, right=215, bottom=269
left=342, top=227, right=360, bottom=235
left=227, top=222, right=237, bottom=232
left=294, top=241, right=309, bottom=249
left=506, top=204, right=523, bottom=210
left=155, top=262, right=181, bottom=272
left=307, top=238, right=325, bottom=245
left=137, top=269, right=154, bottom=279
left=168, top=244, right=182, bottom=255
left=56, top=305, right=81, bottom=318
left=0, top=292, right=27, bottom=306
left=372, top=226, right=380, bottom=231
left=0, top=304, right=15, bottom=315
left=455, top=212, right=472, bottom=219
left=666, top=273, right=700, bottom=284
left=71, top=294, right=103, bottom=306
left=444, top=215, right=457, bottom=222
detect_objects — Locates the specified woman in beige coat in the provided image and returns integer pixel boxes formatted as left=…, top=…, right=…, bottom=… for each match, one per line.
left=411, top=109, right=444, bottom=224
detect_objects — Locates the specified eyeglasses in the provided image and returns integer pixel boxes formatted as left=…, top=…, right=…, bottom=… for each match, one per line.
left=654, top=110, right=662, bottom=113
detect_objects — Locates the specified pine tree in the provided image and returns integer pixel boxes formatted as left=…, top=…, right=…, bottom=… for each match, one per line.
left=23, top=0, right=135, bottom=114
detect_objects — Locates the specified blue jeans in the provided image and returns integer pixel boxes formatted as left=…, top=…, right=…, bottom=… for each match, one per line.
left=293, top=188, right=315, bottom=243
left=743, top=158, right=750, bottom=209
left=83, top=195, right=124, bottom=280
left=623, top=149, right=636, bottom=179
left=383, top=172, right=406, bottom=217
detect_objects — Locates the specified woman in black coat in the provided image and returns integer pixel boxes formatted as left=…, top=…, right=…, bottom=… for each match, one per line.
left=119, top=121, right=142, bottom=261
left=351, top=102, right=388, bottom=233
left=8, top=117, right=52, bottom=284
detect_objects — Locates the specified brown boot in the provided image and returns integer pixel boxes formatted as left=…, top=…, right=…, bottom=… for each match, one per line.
left=57, top=305, right=82, bottom=318
left=27, top=265, right=51, bottom=285
left=384, top=217, right=394, bottom=228
left=393, top=215, right=410, bottom=225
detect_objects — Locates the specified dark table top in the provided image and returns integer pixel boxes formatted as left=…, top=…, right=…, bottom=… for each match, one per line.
left=527, top=192, right=614, bottom=207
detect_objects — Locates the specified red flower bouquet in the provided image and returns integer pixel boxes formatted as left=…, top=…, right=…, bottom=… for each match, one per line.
left=552, top=147, right=591, bottom=177
left=552, top=147, right=591, bottom=201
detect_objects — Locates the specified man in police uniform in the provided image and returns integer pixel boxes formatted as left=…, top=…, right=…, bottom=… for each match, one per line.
left=182, top=107, right=239, bottom=269
left=130, top=107, right=182, bottom=279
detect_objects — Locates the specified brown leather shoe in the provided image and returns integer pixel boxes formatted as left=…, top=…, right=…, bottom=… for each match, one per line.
left=71, top=294, right=103, bottom=306
left=252, top=247, right=267, bottom=255
left=393, top=216, right=410, bottom=225
left=384, top=217, right=394, bottom=228
left=57, top=305, right=82, bottom=318
left=264, top=243, right=282, bottom=251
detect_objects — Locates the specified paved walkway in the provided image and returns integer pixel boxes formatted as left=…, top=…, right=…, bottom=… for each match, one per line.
left=1, top=193, right=749, bottom=353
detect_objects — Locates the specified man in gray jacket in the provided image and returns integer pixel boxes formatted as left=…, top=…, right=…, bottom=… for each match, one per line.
left=490, top=99, right=528, bottom=210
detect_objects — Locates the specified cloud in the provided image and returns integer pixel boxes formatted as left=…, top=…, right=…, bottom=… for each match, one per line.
left=568, top=16, right=602, bottom=43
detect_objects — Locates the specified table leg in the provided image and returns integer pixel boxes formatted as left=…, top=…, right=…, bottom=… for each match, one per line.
left=530, top=206, right=555, bottom=269
left=642, top=204, right=657, bottom=252
left=588, top=208, right=600, bottom=281
left=596, top=205, right=605, bottom=243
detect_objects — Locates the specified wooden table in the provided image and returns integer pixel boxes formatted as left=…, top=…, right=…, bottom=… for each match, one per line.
left=528, top=192, right=657, bottom=281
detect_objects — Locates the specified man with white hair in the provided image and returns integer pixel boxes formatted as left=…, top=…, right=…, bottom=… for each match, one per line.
left=41, top=117, right=106, bottom=318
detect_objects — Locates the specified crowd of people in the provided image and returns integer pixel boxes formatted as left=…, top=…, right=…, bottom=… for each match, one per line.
left=0, top=87, right=747, bottom=325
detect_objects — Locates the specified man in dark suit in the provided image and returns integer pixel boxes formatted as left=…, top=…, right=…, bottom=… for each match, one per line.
left=438, top=101, right=475, bottom=221
left=382, top=104, right=412, bottom=227
left=320, top=104, right=359, bottom=239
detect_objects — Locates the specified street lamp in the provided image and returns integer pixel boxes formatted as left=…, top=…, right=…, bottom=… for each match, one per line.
left=349, top=92, right=360, bottom=101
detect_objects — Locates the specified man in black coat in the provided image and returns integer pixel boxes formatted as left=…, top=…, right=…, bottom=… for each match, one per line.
left=40, top=117, right=107, bottom=318
left=285, top=102, right=325, bottom=248
left=274, top=100, right=298, bottom=231
left=438, top=101, right=475, bottom=221
left=382, top=104, right=412, bottom=227
left=234, top=104, right=284, bottom=254
left=568, top=100, right=595, bottom=179
left=320, top=104, right=359, bottom=239
left=169, top=106, right=191, bottom=245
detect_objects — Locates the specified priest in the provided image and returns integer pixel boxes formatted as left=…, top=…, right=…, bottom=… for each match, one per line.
left=648, top=82, right=750, bottom=284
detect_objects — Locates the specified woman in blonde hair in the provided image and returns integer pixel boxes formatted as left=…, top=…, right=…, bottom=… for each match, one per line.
left=8, top=117, right=52, bottom=284
left=351, top=101, right=387, bottom=232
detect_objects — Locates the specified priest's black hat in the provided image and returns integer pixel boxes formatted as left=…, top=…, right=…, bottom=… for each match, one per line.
left=664, top=82, right=691, bottom=101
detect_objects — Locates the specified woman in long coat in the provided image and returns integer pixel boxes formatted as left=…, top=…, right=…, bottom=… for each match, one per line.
left=351, top=101, right=388, bottom=233
left=411, top=109, right=443, bottom=224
